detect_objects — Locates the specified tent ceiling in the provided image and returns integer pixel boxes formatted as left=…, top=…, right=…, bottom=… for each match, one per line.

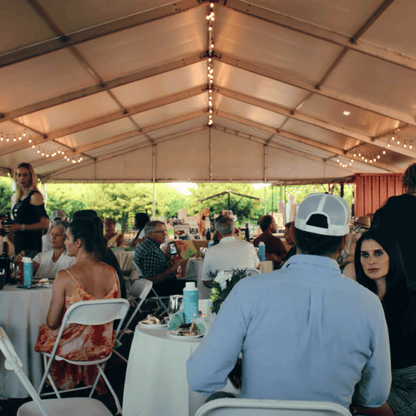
left=0, top=0, right=415, bottom=183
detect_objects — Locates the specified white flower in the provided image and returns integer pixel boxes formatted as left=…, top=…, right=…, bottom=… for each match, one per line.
left=214, top=271, right=233, bottom=290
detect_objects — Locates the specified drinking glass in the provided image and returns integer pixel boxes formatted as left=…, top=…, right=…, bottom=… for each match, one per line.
left=168, top=295, right=183, bottom=320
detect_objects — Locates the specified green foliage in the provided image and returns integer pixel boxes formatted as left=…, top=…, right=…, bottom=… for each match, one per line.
left=209, top=269, right=251, bottom=314
left=185, top=183, right=262, bottom=225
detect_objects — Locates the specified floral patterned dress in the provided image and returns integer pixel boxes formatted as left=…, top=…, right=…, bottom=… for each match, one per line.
left=34, top=269, right=119, bottom=390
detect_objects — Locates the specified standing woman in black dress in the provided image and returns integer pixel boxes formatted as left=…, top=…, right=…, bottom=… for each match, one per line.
left=6, top=163, right=49, bottom=259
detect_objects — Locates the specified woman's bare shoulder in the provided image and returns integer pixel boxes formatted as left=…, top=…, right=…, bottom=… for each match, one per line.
left=30, top=190, right=44, bottom=205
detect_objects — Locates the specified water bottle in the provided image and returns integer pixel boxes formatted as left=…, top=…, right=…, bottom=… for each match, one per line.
left=183, top=282, right=198, bottom=324
left=258, top=242, right=266, bottom=262
left=22, top=257, right=33, bottom=288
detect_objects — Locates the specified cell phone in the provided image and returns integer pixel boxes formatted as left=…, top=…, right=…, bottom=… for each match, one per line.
left=169, top=242, right=178, bottom=255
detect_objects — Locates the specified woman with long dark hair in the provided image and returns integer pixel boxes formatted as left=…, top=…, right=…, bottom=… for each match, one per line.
left=35, top=217, right=120, bottom=391
left=130, top=212, right=150, bottom=247
left=355, top=229, right=416, bottom=416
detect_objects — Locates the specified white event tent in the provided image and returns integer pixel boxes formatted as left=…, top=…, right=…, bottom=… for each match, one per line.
left=1, top=0, right=416, bottom=184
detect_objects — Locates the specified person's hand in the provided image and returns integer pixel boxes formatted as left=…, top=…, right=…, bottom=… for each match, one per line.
left=6, top=222, right=22, bottom=234
left=14, top=251, right=25, bottom=265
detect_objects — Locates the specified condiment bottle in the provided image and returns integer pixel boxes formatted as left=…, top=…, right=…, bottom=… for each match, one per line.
left=183, top=282, right=199, bottom=324
left=258, top=242, right=266, bottom=262
left=22, top=257, right=33, bottom=288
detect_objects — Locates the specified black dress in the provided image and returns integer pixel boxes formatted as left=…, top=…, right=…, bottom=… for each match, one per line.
left=12, top=190, right=48, bottom=256
left=371, top=194, right=416, bottom=290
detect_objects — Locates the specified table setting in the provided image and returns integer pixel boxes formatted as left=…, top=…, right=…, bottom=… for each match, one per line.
left=0, top=281, right=53, bottom=398
left=111, top=247, right=135, bottom=273
left=122, top=305, right=238, bottom=416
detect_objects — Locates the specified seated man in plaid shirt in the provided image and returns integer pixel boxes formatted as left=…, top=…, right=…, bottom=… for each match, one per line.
left=134, top=220, right=186, bottom=296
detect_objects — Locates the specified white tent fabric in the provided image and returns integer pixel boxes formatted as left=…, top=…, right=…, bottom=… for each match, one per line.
left=0, top=0, right=415, bottom=183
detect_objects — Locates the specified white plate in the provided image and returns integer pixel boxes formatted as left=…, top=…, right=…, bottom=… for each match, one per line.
left=138, top=322, right=168, bottom=329
left=166, top=331, right=203, bottom=339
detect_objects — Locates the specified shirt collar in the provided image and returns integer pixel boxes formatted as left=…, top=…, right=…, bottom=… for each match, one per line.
left=283, top=254, right=340, bottom=273
left=147, top=237, right=162, bottom=249
left=219, top=236, right=238, bottom=243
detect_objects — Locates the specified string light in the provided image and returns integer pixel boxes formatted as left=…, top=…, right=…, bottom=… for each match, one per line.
left=206, top=2, right=215, bottom=127
left=0, top=129, right=30, bottom=146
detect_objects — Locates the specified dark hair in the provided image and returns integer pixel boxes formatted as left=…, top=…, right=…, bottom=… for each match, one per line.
left=69, top=218, right=104, bottom=260
left=259, top=215, right=273, bottom=232
left=105, top=217, right=115, bottom=225
left=402, top=162, right=416, bottom=194
left=354, top=230, right=404, bottom=294
left=295, top=228, right=343, bottom=256
left=294, top=214, right=343, bottom=256
left=135, top=213, right=150, bottom=234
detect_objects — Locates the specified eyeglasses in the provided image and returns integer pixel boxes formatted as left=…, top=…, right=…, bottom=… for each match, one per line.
left=152, top=230, right=167, bottom=234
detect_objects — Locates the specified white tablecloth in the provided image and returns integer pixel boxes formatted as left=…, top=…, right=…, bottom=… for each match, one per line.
left=113, top=250, right=135, bottom=273
left=184, top=258, right=211, bottom=300
left=0, top=285, right=53, bottom=398
left=123, top=326, right=207, bottom=416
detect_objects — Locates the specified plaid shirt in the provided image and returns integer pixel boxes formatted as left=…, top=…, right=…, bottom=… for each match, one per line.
left=134, top=237, right=174, bottom=280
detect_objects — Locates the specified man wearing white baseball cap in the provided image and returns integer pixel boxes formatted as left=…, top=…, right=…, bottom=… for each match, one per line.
left=187, top=193, right=391, bottom=413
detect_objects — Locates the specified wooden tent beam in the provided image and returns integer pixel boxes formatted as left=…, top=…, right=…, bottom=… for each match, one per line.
left=1, top=0, right=202, bottom=68
left=215, top=87, right=416, bottom=159
left=215, top=54, right=415, bottom=126
left=221, top=0, right=416, bottom=72
left=215, top=112, right=400, bottom=173
left=0, top=85, right=206, bottom=157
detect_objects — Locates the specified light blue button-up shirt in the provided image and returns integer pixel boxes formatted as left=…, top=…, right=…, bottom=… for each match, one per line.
left=187, top=254, right=391, bottom=409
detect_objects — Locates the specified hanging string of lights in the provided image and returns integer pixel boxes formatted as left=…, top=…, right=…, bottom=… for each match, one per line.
left=0, top=129, right=32, bottom=144
left=390, top=132, right=413, bottom=150
left=206, top=3, right=215, bottom=127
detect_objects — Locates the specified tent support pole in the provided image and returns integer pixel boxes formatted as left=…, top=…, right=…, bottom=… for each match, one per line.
left=152, top=145, right=156, bottom=218
left=264, top=145, right=267, bottom=215
left=209, top=127, right=212, bottom=181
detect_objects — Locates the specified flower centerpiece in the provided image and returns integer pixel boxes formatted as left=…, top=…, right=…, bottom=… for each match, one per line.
left=209, top=269, right=250, bottom=314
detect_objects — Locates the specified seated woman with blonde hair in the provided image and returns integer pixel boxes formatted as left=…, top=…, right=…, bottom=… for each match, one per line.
left=35, top=217, right=120, bottom=391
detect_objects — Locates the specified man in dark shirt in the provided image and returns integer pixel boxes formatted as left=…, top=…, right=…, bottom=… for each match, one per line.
left=134, top=221, right=185, bottom=296
left=253, top=215, right=287, bottom=269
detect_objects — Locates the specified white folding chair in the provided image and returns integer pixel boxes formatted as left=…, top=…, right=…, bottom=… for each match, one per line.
left=133, top=262, right=169, bottom=315
left=113, top=279, right=153, bottom=363
left=195, top=398, right=351, bottom=416
left=0, top=327, right=112, bottom=416
left=222, top=268, right=262, bottom=277
left=37, top=298, right=130, bottom=415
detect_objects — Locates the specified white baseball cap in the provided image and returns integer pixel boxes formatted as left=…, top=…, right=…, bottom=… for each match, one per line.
left=295, top=193, right=350, bottom=236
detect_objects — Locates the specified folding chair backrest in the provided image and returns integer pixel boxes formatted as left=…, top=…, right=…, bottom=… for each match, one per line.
left=222, top=268, right=261, bottom=277
left=0, top=328, right=49, bottom=416
left=129, top=279, right=153, bottom=300
left=133, top=261, right=144, bottom=278
left=245, top=268, right=262, bottom=276
left=194, top=398, right=351, bottom=416
left=63, top=299, right=130, bottom=329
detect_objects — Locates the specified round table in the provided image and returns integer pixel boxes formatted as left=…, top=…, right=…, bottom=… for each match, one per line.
left=123, top=325, right=239, bottom=416
left=112, top=249, right=135, bottom=273
left=0, top=284, right=53, bottom=398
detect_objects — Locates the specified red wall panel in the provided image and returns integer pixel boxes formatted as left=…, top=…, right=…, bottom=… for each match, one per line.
left=354, top=173, right=404, bottom=217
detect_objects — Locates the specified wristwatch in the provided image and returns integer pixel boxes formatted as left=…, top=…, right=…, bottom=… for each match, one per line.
left=20, top=224, right=26, bottom=231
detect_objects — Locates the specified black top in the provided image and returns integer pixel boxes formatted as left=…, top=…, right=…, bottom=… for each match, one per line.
left=371, top=194, right=416, bottom=290
left=381, top=284, right=416, bottom=369
left=12, top=190, right=48, bottom=256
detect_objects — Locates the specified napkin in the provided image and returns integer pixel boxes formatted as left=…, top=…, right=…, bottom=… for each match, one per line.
left=167, top=312, right=216, bottom=335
